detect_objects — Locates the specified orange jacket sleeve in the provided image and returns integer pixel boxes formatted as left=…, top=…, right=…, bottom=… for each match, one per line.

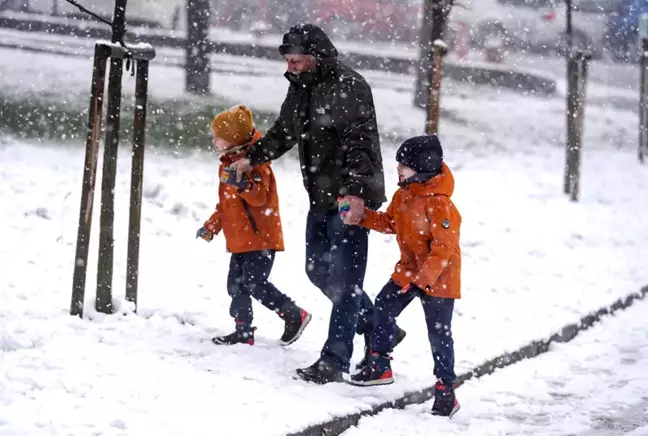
left=413, top=197, right=460, bottom=291
left=358, top=195, right=397, bottom=234
left=204, top=204, right=223, bottom=235
left=238, top=167, right=270, bottom=208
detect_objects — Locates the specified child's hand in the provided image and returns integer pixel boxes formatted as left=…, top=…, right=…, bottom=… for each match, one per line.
left=196, top=227, right=214, bottom=242
left=338, top=197, right=351, bottom=218
left=338, top=195, right=365, bottom=225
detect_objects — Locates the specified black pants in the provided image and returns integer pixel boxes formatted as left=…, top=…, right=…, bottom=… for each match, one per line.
left=305, top=209, right=375, bottom=372
left=372, top=280, right=456, bottom=383
left=227, top=250, right=292, bottom=328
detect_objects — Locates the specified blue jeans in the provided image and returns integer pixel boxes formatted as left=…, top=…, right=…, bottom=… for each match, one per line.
left=372, top=280, right=456, bottom=383
left=305, top=209, right=375, bottom=372
left=227, top=250, right=292, bottom=328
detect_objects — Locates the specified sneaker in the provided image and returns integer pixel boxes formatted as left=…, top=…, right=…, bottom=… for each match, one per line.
left=431, top=381, right=460, bottom=418
left=279, top=307, right=312, bottom=346
left=355, top=326, right=407, bottom=371
left=295, top=360, right=344, bottom=384
left=348, top=352, right=394, bottom=386
left=212, top=327, right=256, bottom=346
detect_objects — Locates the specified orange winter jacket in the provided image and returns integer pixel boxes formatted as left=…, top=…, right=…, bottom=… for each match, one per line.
left=359, top=163, right=461, bottom=299
left=203, top=131, right=284, bottom=254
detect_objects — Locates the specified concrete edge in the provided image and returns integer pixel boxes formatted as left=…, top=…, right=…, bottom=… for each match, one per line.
left=287, top=285, right=648, bottom=436
left=0, top=16, right=556, bottom=95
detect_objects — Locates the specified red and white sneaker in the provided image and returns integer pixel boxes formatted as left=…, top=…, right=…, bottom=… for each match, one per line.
left=347, top=352, right=394, bottom=386
left=279, top=308, right=312, bottom=346
left=432, top=381, right=460, bottom=418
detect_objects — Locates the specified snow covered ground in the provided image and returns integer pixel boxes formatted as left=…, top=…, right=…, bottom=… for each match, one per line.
left=0, top=46, right=647, bottom=435
left=344, top=297, right=648, bottom=436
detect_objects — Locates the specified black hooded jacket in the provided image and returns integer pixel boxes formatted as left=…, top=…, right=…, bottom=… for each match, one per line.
left=248, top=24, right=386, bottom=212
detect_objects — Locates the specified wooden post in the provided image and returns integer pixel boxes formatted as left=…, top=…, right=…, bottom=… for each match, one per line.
left=70, top=44, right=109, bottom=317
left=96, top=0, right=128, bottom=314
left=125, top=59, right=150, bottom=310
left=426, top=40, right=448, bottom=135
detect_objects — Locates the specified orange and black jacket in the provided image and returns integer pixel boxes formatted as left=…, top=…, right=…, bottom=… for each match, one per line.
left=359, top=163, right=461, bottom=299
left=203, top=130, right=284, bottom=254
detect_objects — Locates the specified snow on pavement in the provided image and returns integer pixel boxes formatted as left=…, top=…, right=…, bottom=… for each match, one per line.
left=0, top=138, right=646, bottom=435
left=343, top=297, right=648, bottom=436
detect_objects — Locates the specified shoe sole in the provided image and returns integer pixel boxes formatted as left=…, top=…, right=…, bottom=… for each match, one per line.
left=279, top=312, right=312, bottom=347
left=448, top=403, right=460, bottom=418
left=346, top=377, right=394, bottom=387
left=211, top=338, right=253, bottom=346
left=294, top=370, right=344, bottom=385
left=432, top=402, right=461, bottom=419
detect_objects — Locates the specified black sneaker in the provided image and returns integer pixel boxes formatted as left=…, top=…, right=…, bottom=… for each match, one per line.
left=212, top=327, right=256, bottom=346
left=355, top=326, right=407, bottom=370
left=279, top=307, right=312, bottom=346
left=295, top=360, right=344, bottom=384
left=348, top=352, right=394, bottom=386
left=431, top=381, right=460, bottom=418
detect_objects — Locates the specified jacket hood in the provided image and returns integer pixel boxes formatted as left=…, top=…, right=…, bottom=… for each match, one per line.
left=278, top=23, right=338, bottom=61
left=404, top=163, right=455, bottom=197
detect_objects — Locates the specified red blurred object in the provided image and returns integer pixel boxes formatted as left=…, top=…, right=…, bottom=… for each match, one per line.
left=309, top=0, right=420, bottom=41
left=542, top=9, right=557, bottom=22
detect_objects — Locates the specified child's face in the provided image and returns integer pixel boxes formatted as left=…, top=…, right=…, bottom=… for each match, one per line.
left=397, top=163, right=416, bottom=183
left=212, top=129, right=234, bottom=152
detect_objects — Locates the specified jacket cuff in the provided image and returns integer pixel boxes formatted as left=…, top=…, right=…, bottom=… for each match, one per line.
left=248, top=142, right=271, bottom=167
left=342, top=177, right=366, bottom=198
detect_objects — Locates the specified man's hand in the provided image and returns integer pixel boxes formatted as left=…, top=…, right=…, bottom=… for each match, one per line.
left=229, top=158, right=253, bottom=182
left=339, top=195, right=365, bottom=225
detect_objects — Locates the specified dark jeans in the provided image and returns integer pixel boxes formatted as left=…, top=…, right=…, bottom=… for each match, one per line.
left=227, top=250, right=292, bottom=328
left=372, top=280, right=456, bottom=383
left=305, top=209, right=375, bottom=372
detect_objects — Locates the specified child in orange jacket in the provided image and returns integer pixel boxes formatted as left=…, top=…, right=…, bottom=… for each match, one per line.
left=343, top=135, right=461, bottom=418
left=197, top=104, right=311, bottom=346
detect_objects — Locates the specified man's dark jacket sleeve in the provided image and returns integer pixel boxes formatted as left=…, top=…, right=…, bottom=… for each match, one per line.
left=248, top=88, right=298, bottom=166
left=332, top=77, right=384, bottom=200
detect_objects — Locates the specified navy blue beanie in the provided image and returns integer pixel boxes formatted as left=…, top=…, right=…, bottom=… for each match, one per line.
left=396, top=135, right=443, bottom=175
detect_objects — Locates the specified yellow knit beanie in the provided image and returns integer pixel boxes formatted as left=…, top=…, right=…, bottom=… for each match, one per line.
left=211, top=104, right=255, bottom=147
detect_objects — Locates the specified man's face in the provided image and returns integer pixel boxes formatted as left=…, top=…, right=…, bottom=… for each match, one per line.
left=284, top=54, right=317, bottom=74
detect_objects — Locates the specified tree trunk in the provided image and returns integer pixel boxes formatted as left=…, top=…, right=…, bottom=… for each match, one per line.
left=414, top=0, right=452, bottom=109
left=186, top=0, right=211, bottom=94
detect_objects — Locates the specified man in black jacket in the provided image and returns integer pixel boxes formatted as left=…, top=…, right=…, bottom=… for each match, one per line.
left=230, top=24, right=404, bottom=383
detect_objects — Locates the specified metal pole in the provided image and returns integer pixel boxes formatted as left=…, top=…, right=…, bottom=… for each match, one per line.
left=565, top=0, right=573, bottom=52
left=96, top=0, right=128, bottom=314
left=570, top=53, right=589, bottom=202
left=70, top=44, right=108, bottom=317
left=125, top=59, right=149, bottom=310
left=640, top=38, right=648, bottom=164
left=563, top=0, right=575, bottom=195
left=564, top=57, right=579, bottom=195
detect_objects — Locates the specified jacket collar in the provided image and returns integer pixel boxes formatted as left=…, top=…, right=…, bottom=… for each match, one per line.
left=399, top=163, right=455, bottom=197
left=219, top=129, right=263, bottom=165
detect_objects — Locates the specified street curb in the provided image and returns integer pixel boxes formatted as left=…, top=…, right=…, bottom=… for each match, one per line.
left=0, top=15, right=556, bottom=95
left=287, top=285, right=648, bottom=436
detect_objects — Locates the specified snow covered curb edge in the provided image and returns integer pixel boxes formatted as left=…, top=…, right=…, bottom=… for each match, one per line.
left=287, top=284, right=648, bottom=436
